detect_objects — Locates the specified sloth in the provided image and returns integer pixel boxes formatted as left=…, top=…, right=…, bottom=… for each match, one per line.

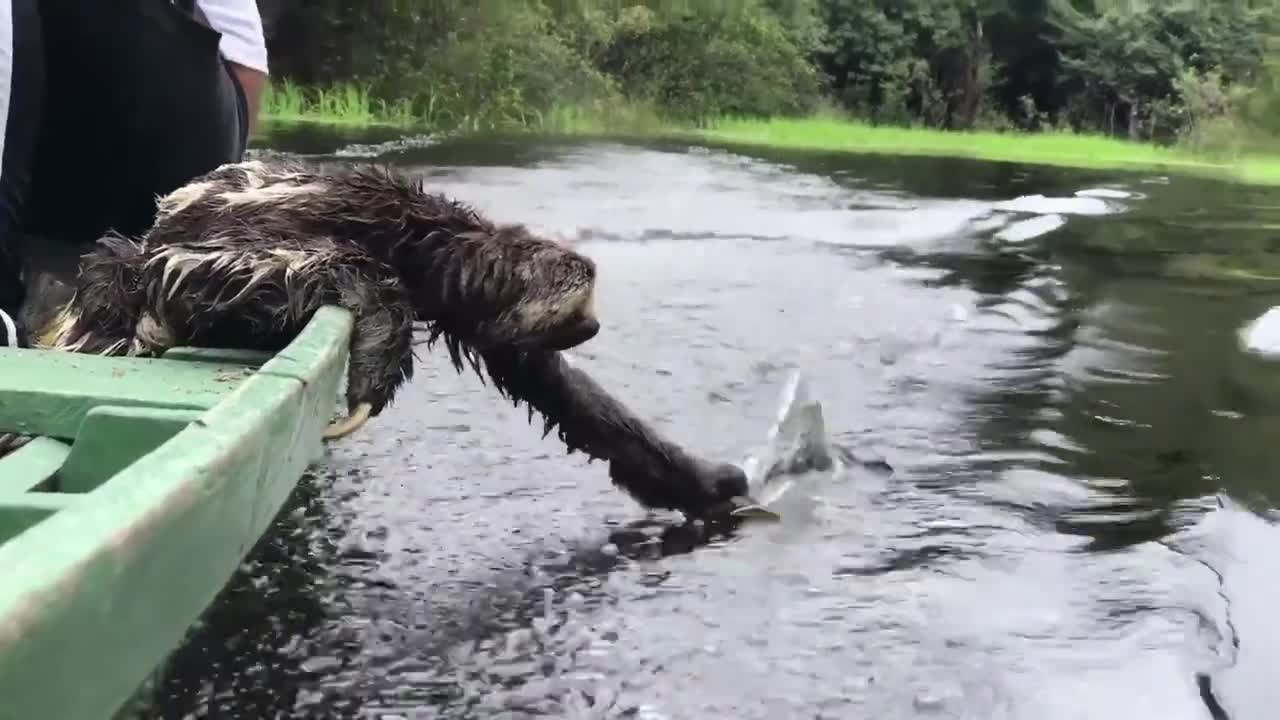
left=35, top=160, right=757, bottom=518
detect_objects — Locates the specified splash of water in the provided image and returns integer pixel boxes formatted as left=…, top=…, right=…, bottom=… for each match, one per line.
left=735, top=370, right=846, bottom=520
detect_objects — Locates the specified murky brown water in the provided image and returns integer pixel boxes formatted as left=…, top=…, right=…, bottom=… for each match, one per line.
left=126, top=130, right=1280, bottom=719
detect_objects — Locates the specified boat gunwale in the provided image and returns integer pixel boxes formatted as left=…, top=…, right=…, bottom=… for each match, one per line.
left=0, top=305, right=353, bottom=720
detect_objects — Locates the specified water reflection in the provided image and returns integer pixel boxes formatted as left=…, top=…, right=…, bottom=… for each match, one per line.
left=127, top=133, right=1280, bottom=719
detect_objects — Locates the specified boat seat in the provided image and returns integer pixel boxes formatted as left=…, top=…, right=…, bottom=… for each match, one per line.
left=0, top=437, right=71, bottom=494
left=0, top=347, right=257, bottom=440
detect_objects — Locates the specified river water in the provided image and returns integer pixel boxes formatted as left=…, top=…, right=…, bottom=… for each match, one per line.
left=129, top=130, right=1280, bottom=719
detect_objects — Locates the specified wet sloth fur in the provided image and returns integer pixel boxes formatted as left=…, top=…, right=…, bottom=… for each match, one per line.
left=38, top=160, right=749, bottom=517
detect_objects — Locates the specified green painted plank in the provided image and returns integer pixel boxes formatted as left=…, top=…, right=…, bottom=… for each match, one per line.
left=232, top=307, right=352, bottom=533
left=0, top=307, right=352, bottom=720
left=0, top=493, right=80, bottom=513
left=0, top=495, right=78, bottom=545
left=256, top=306, right=353, bottom=386
left=0, top=494, right=80, bottom=553
left=0, top=348, right=254, bottom=439
left=56, top=407, right=204, bottom=494
left=250, top=305, right=353, bottom=514
left=161, top=347, right=272, bottom=366
left=0, top=506, right=57, bottom=545
left=0, top=377, right=306, bottom=720
left=0, top=437, right=70, bottom=494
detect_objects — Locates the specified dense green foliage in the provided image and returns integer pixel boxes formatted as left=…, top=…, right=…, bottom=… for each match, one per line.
left=258, top=0, right=822, bottom=128
left=255, top=0, right=1280, bottom=147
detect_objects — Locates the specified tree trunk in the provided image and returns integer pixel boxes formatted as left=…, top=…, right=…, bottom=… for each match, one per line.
left=933, top=17, right=986, bottom=131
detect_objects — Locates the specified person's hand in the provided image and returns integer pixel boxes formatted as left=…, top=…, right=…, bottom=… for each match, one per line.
left=0, top=308, right=29, bottom=348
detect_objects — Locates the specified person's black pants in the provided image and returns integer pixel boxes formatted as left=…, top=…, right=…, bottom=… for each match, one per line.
left=0, top=0, right=44, bottom=315
left=0, top=0, right=249, bottom=317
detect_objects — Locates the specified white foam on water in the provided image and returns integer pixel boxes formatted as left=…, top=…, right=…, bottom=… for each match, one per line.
left=995, top=213, right=1067, bottom=243
left=970, top=214, right=1014, bottom=235
left=1075, top=187, right=1134, bottom=200
left=814, top=200, right=996, bottom=249
left=332, top=133, right=444, bottom=159
left=992, top=194, right=1120, bottom=216
left=1239, top=306, right=1280, bottom=358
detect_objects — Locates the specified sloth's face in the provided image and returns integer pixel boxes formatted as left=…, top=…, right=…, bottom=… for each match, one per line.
left=412, top=224, right=601, bottom=353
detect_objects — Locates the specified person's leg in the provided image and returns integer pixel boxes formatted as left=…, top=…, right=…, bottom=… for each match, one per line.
left=24, top=0, right=246, bottom=247
left=16, top=0, right=245, bottom=336
left=0, top=0, right=43, bottom=323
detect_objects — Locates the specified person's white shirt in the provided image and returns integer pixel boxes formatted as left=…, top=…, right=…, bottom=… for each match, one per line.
left=193, top=0, right=268, bottom=74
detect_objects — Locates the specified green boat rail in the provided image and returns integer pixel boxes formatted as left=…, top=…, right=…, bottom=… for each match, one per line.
left=0, top=306, right=353, bottom=720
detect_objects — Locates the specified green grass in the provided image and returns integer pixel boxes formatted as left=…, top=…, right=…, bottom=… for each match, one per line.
left=256, top=80, right=1280, bottom=186
left=259, top=79, right=417, bottom=128
left=684, top=116, right=1280, bottom=186
left=531, top=101, right=669, bottom=136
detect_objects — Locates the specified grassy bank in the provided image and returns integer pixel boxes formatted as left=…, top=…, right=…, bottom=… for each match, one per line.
left=688, top=117, right=1280, bottom=186
left=259, top=80, right=416, bottom=127
left=256, top=82, right=1280, bottom=186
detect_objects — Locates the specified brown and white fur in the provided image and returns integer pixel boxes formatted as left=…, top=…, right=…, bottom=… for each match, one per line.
left=34, top=160, right=751, bottom=517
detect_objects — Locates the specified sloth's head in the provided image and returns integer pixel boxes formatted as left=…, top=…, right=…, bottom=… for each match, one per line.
left=400, top=220, right=600, bottom=353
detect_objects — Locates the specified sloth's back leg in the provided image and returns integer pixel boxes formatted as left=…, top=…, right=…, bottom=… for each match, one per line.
left=37, top=231, right=146, bottom=354
left=140, top=240, right=416, bottom=436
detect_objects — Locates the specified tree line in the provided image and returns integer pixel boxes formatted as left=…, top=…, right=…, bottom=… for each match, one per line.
left=254, top=0, right=1280, bottom=147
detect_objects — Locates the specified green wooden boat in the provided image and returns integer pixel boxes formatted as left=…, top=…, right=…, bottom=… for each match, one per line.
left=0, top=306, right=353, bottom=720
